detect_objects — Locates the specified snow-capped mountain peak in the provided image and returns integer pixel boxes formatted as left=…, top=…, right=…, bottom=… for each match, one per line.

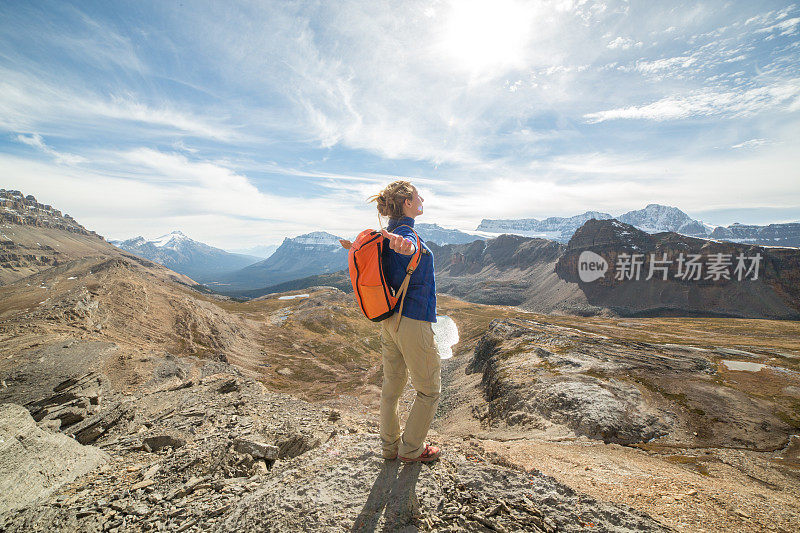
left=617, top=204, right=700, bottom=233
left=111, top=230, right=262, bottom=283
left=151, top=230, right=190, bottom=248
left=288, top=231, right=343, bottom=247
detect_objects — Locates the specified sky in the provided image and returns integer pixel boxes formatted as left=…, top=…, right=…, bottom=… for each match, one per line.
left=1, top=0, right=799, bottom=250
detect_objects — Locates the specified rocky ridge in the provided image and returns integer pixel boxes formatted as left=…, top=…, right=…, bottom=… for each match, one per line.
left=0, top=189, right=102, bottom=238
left=555, top=219, right=800, bottom=319
left=462, top=318, right=797, bottom=450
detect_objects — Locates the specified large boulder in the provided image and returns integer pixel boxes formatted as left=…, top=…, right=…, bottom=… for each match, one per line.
left=0, top=403, right=108, bottom=513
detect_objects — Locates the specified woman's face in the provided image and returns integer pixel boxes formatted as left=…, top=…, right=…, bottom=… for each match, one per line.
left=404, top=187, right=424, bottom=217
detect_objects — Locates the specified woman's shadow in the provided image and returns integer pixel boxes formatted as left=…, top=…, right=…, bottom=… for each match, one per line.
left=351, top=460, right=426, bottom=532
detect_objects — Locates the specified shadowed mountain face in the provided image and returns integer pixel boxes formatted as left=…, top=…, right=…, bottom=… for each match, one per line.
left=429, top=235, right=583, bottom=311
left=555, top=219, right=800, bottom=319
left=110, top=231, right=261, bottom=283
left=210, top=231, right=348, bottom=293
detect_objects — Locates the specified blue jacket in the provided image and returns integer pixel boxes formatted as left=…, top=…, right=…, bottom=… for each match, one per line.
left=382, top=216, right=437, bottom=322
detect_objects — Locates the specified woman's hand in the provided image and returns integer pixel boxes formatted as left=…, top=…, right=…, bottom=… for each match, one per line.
left=381, top=229, right=416, bottom=255
left=338, top=239, right=352, bottom=250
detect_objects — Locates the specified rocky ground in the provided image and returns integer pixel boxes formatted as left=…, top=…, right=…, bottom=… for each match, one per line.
left=1, top=349, right=668, bottom=532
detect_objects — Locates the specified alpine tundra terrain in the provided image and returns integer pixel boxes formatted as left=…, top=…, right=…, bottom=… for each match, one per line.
left=1, top=189, right=799, bottom=532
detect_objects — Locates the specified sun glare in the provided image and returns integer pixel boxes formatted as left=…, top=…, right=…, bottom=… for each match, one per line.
left=437, top=0, right=536, bottom=75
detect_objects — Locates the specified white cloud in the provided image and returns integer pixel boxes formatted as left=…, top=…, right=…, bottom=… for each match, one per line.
left=15, top=133, right=87, bottom=165
left=0, top=151, right=371, bottom=247
left=426, top=141, right=800, bottom=229
left=0, top=146, right=459, bottom=246
left=3, top=134, right=799, bottom=246
left=731, top=138, right=770, bottom=149
left=584, top=80, right=800, bottom=123
left=755, top=16, right=800, bottom=36
left=607, top=36, right=643, bottom=50
left=0, top=67, right=239, bottom=141
left=635, top=55, right=697, bottom=75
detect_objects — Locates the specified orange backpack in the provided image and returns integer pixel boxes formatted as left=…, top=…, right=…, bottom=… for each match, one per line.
left=347, top=224, right=422, bottom=331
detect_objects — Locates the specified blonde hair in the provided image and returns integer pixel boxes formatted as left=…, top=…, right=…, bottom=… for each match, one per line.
left=368, top=180, right=414, bottom=219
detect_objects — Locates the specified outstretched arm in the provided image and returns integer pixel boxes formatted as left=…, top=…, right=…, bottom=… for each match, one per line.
left=380, top=229, right=416, bottom=255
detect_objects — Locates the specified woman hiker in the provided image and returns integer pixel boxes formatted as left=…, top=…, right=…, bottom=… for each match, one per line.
left=369, top=180, right=442, bottom=463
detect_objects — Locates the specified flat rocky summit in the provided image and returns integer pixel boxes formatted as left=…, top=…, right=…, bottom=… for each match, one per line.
left=222, top=433, right=668, bottom=532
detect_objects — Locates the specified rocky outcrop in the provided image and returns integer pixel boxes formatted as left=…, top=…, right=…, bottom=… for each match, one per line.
left=555, top=219, right=800, bottom=319
left=466, top=318, right=794, bottom=450
left=0, top=403, right=108, bottom=513
left=0, top=359, right=339, bottom=532
left=221, top=433, right=666, bottom=532
left=0, top=189, right=103, bottom=239
left=0, top=324, right=674, bottom=532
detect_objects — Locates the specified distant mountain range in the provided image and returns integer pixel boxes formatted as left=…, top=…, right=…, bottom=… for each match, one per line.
left=56, top=198, right=800, bottom=296
left=213, top=204, right=798, bottom=296
left=478, top=203, right=799, bottom=246
left=208, top=231, right=348, bottom=293
left=4, top=187, right=799, bottom=319
left=234, top=218, right=800, bottom=319
left=109, top=231, right=261, bottom=283
left=477, top=210, right=615, bottom=241
left=709, top=222, right=800, bottom=247
left=413, top=223, right=487, bottom=245
left=433, top=218, right=800, bottom=319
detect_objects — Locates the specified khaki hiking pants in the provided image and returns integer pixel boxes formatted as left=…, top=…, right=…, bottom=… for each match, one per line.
left=380, top=311, right=441, bottom=459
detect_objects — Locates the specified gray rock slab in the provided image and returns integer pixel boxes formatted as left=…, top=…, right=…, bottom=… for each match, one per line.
left=220, top=433, right=668, bottom=532
left=0, top=403, right=108, bottom=513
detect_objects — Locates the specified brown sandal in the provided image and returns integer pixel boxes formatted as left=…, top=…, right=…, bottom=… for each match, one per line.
left=399, top=444, right=441, bottom=463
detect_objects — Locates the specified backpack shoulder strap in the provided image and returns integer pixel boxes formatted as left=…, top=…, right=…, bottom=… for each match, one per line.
left=390, top=224, right=424, bottom=332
